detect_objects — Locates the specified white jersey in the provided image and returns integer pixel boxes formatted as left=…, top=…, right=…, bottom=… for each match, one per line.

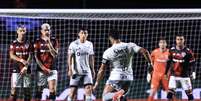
left=68, top=39, right=94, bottom=75
left=102, top=42, right=141, bottom=80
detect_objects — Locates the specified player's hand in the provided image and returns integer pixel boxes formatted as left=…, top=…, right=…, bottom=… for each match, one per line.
left=147, top=63, right=153, bottom=73
left=146, top=73, right=151, bottom=83
left=164, top=74, right=168, bottom=80
left=93, top=82, right=99, bottom=91
left=42, top=67, right=51, bottom=75
left=68, top=69, right=73, bottom=77
left=191, top=72, right=196, bottom=80
left=44, top=36, right=50, bottom=42
left=20, top=67, right=27, bottom=75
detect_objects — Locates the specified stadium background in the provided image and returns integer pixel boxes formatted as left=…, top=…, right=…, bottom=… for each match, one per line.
left=0, top=12, right=201, bottom=100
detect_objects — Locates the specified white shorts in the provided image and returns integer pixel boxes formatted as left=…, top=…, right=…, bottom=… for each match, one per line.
left=69, top=73, right=93, bottom=87
left=168, top=76, right=192, bottom=91
left=11, top=73, right=31, bottom=88
left=37, top=70, right=58, bottom=86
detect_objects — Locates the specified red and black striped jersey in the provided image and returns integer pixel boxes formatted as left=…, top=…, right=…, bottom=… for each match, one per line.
left=168, top=46, right=195, bottom=77
left=34, top=37, right=58, bottom=71
left=9, top=40, right=32, bottom=73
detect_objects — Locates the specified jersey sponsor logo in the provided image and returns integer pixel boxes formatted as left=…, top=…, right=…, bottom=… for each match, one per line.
left=173, top=59, right=184, bottom=63
left=113, top=48, right=128, bottom=56
left=16, top=52, right=28, bottom=56
left=181, top=52, right=186, bottom=57
left=76, top=52, right=88, bottom=56
left=156, top=59, right=167, bottom=62
left=40, top=49, right=50, bottom=53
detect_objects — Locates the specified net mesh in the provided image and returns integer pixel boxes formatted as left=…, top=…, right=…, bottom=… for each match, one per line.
left=0, top=11, right=201, bottom=100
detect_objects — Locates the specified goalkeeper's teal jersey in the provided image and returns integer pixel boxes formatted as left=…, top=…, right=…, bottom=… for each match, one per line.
left=102, top=42, right=141, bottom=80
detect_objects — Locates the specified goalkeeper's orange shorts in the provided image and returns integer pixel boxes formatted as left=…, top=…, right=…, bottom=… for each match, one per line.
left=151, top=72, right=168, bottom=91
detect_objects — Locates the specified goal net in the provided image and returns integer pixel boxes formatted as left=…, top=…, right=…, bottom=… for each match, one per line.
left=0, top=9, right=201, bottom=100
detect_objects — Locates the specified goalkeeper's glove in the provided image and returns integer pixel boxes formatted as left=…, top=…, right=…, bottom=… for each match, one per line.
left=147, top=63, right=153, bottom=73
left=191, top=72, right=196, bottom=80
left=147, top=63, right=153, bottom=83
left=147, top=73, right=151, bottom=83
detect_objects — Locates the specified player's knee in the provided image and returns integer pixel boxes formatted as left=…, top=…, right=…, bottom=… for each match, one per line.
left=167, top=89, right=175, bottom=99
left=185, top=90, right=194, bottom=100
left=49, top=92, right=56, bottom=100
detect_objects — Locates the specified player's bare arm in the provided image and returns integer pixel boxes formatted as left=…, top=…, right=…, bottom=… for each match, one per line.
left=93, top=63, right=106, bottom=90
left=9, top=50, right=28, bottom=66
left=46, top=38, right=58, bottom=58
left=89, top=55, right=95, bottom=79
left=20, top=53, right=32, bottom=75
left=67, top=52, right=73, bottom=77
left=139, top=48, right=153, bottom=66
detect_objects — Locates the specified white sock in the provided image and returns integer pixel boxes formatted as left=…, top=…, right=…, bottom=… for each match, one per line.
left=85, top=95, right=92, bottom=101
left=102, top=92, right=115, bottom=101
left=67, top=96, right=73, bottom=101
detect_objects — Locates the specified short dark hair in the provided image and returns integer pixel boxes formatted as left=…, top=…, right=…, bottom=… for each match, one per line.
left=80, top=27, right=88, bottom=31
left=159, top=36, right=166, bottom=41
left=109, top=29, right=120, bottom=40
left=176, top=33, right=184, bottom=38
left=17, top=24, right=26, bottom=29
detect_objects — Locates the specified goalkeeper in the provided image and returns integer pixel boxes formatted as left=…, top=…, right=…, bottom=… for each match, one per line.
left=147, top=37, right=169, bottom=101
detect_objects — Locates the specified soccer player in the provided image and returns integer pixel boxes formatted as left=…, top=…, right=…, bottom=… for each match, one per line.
left=165, top=34, right=196, bottom=101
left=147, top=38, right=169, bottom=101
left=93, top=30, right=153, bottom=101
left=67, top=28, right=95, bottom=101
left=9, top=25, right=32, bottom=101
left=34, top=23, right=59, bottom=101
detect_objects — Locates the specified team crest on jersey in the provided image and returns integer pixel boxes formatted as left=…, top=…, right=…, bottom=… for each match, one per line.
left=25, top=44, right=29, bottom=49
left=181, top=52, right=186, bottom=57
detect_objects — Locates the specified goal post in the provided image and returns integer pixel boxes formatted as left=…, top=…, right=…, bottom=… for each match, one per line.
left=0, top=9, right=201, bottom=100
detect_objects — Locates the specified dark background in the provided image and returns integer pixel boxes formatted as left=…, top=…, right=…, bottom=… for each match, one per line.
left=0, top=0, right=201, bottom=8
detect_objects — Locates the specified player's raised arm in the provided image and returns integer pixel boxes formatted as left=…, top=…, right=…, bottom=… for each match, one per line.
left=139, top=48, right=153, bottom=66
left=47, top=39, right=59, bottom=58
left=40, top=23, right=58, bottom=58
